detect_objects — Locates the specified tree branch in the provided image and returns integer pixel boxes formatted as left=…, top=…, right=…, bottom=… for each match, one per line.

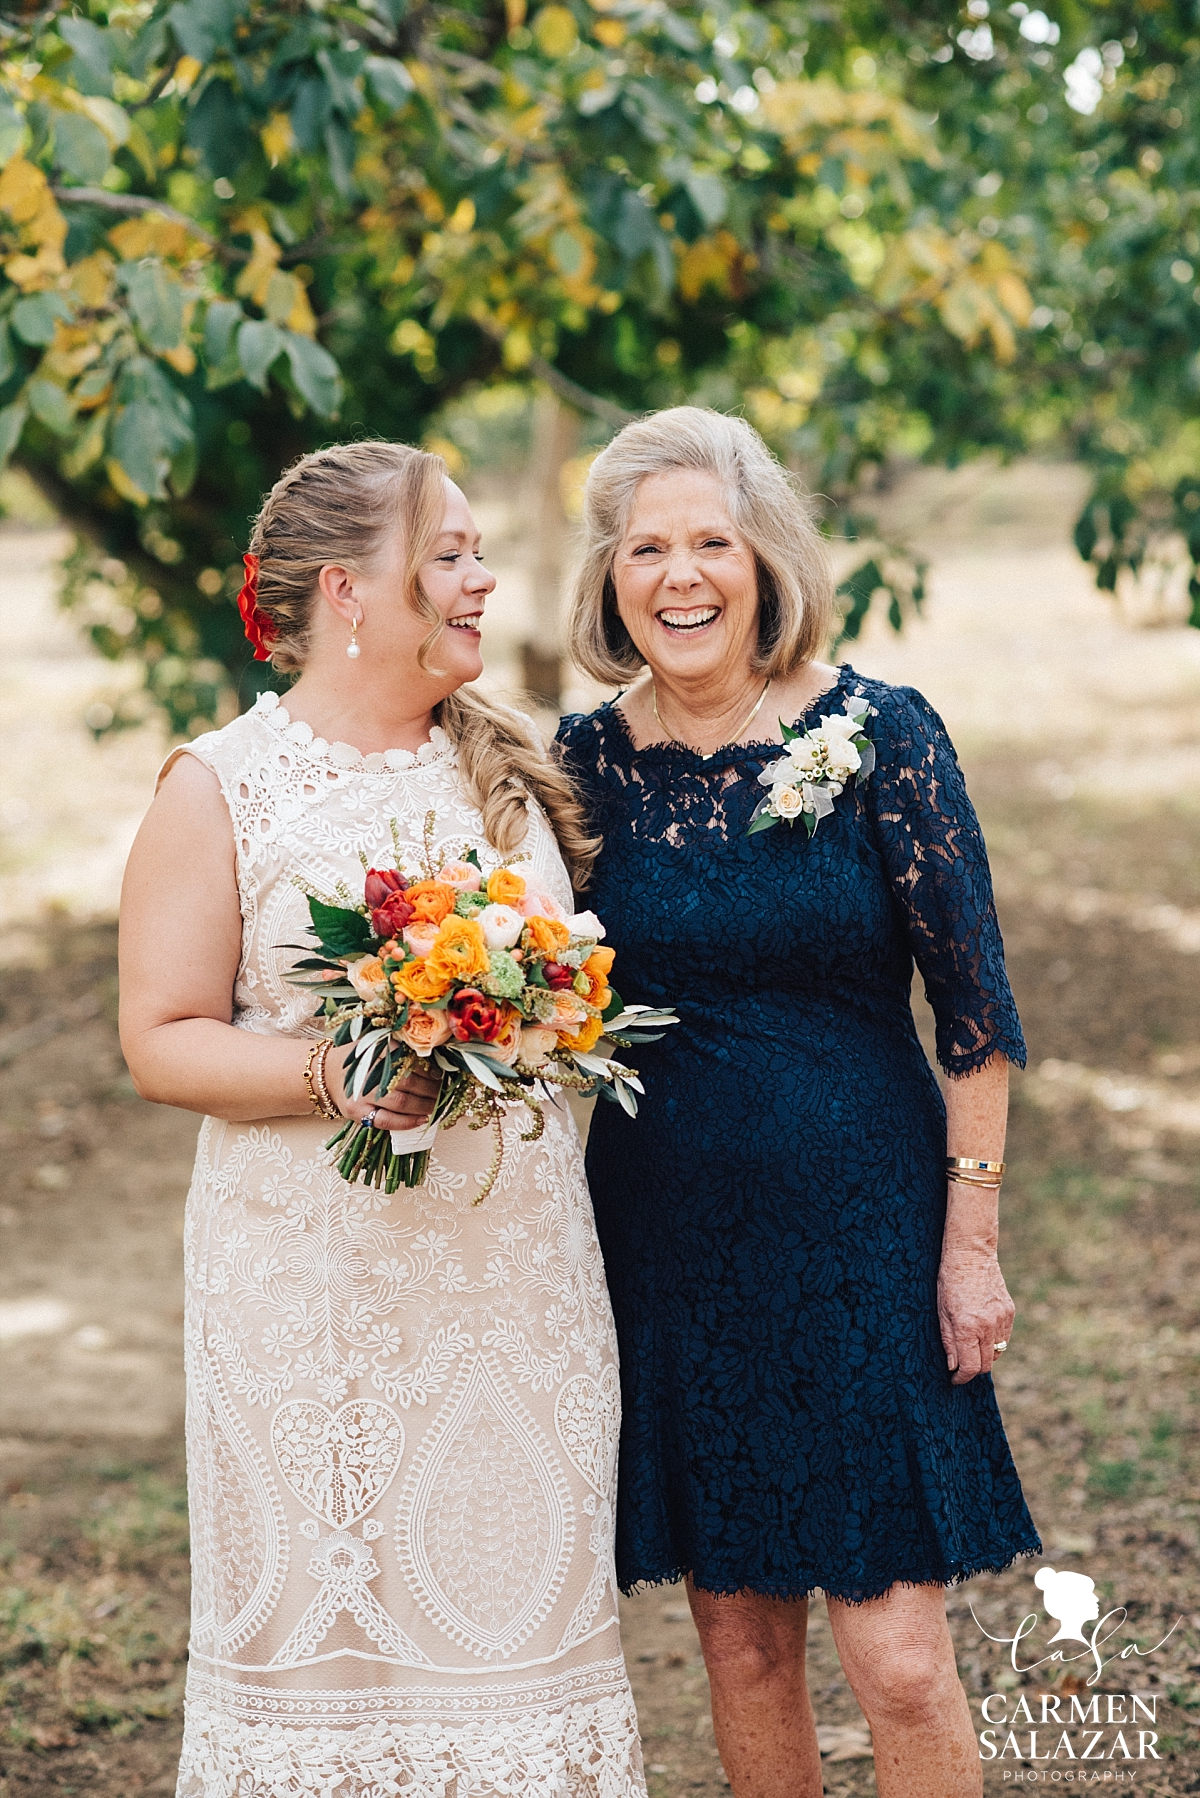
left=526, top=355, right=635, bottom=430
left=51, top=188, right=247, bottom=262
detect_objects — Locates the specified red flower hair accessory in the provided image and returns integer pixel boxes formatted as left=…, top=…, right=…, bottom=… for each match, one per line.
left=236, top=553, right=277, bottom=661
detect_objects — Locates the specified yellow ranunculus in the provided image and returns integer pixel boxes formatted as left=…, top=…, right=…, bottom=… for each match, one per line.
left=392, top=959, right=452, bottom=1003
left=487, top=866, right=526, bottom=906
left=426, top=915, right=490, bottom=985
left=523, top=914, right=570, bottom=955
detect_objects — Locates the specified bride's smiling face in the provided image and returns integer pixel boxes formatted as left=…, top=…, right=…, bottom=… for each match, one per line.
left=611, top=469, right=760, bottom=682
left=339, top=480, right=495, bottom=687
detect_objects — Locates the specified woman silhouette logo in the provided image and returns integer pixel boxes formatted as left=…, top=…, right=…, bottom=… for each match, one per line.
left=1034, top=1566, right=1101, bottom=1644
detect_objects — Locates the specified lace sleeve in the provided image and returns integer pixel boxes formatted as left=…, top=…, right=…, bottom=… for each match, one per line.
left=866, top=687, right=1026, bottom=1078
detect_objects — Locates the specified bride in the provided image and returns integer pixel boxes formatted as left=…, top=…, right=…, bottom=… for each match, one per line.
left=119, top=442, right=646, bottom=1796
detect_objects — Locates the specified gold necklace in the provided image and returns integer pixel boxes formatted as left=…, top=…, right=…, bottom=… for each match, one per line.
left=652, top=678, right=771, bottom=759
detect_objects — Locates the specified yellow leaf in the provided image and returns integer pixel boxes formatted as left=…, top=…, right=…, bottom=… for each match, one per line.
left=4, top=247, right=66, bottom=290
left=173, top=56, right=202, bottom=94
left=105, top=457, right=149, bottom=507
left=993, top=270, right=1033, bottom=326
left=677, top=232, right=741, bottom=303
left=108, top=215, right=196, bottom=262
left=261, top=113, right=295, bottom=168
left=0, top=155, right=52, bottom=224
left=502, top=326, right=533, bottom=369
left=161, top=343, right=197, bottom=375
left=232, top=209, right=282, bottom=307
left=447, top=198, right=476, bottom=234
left=593, top=18, right=625, bottom=45
left=286, top=282, right=317, bottom=337
left=533, top=5, right=578, bottom=57
left=505, top=0, right=527, bottom=24
left=67, top=253, right=114, bottom=309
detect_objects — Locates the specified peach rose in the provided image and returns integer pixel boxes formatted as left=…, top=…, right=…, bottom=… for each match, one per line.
left=564, top=1013, right=605, bottom=1054
left=439, top=860, right=482, bottom=893
left=405, top=880, right=457, bottom=925
left=523, top=914, right=571, bottom=956
left=402, top=921, right=440, bottom=959
left=517, top=890, right=566, bottom=922
left=400, top=1004, right=453, bottom=1057
left=548, top=990, right=590, bottom=1035
left=518, top=1024, right=559, bottom=1067
left=426, top=914, right=490, bottom=984
left=346, top=954, right=389, bottom=1004
left=392, top=958, right=452, bottom=1003
left=486, top=867, right=526, bottom=906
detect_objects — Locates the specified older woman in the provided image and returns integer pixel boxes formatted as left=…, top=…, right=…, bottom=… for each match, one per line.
left=556, top=409, right=1038, bottom=1798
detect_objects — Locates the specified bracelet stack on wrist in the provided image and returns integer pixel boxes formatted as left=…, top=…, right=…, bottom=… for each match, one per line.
left=304, top=1040, right=341, bottom=1122
left=945, top=1156, right=1005, bottom=1190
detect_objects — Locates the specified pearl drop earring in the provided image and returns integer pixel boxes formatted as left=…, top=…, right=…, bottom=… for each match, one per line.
left=346, top=615, right=361, bottom=660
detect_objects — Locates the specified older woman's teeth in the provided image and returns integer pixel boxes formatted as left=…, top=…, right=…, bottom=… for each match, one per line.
left=659, top=608, right=719, bottom=632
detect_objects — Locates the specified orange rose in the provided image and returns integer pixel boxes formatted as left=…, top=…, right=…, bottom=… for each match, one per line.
left=576, top=947, right=616, bottom=1009
left=393, top=959, right=452, bottom=1003
left=523, top=914, right=571, bottom=955
left=486, top=866, right=527, bottom=906
left=564, top=1013, right=605, bottom=1054
left=405, top=880, right=457, bottom=925
left=426, top=914, right=490, bottom=984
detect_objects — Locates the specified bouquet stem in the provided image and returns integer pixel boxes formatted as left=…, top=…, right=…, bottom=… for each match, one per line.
left=327, top=1064, right=466, bottom=1194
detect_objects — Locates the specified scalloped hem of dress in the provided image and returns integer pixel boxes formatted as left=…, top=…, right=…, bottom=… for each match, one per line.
left=175, top=1692, right=647, bottom=1797
left=618, top=1540, right=1043, bottom=1606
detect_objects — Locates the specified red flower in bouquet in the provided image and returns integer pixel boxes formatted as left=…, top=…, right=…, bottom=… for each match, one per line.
left=448, top=988, right=505, bottom=1043
left=365, top=868, right=413, bottom=938
left=541, top=960, right=577, bottom=992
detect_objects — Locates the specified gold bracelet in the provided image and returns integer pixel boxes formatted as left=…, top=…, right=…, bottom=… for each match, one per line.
left=304, top=1041, right=340, bottom=1121
left=946, top=1156, right=1005, bottom=1175
left=947, top=1171, right=1003, bottom=1189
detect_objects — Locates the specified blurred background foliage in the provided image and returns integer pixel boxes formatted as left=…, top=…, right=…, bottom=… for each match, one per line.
left=0, top=0, right=1198, bottom=726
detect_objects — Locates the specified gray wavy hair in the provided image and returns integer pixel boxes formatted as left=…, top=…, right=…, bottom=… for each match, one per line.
left=566, top=407, right=834, bottom=685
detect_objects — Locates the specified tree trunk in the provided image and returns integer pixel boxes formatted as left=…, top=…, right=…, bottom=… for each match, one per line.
left=519, top=390, right=581, bottom=709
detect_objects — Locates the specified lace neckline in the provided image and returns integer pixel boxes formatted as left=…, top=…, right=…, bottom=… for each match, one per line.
left=603, top=663, right=858, bottom=766
left=253, top=690, right=452, bottom=775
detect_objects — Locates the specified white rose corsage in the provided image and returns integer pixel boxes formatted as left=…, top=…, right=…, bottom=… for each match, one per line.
left=748, top=694, right=877, bottom=839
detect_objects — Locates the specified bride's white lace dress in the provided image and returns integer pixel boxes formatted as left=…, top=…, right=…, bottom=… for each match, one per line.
left=167, top=692, right=645, bottom=1798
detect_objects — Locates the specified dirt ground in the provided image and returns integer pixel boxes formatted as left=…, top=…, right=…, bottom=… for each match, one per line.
left=3, top=459, right=1200, bottom=1795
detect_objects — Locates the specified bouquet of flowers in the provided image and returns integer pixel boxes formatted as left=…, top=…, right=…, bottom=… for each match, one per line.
left=748, top=695, right=876, bottom=838
left=288, top=815, right=677, bottom=1202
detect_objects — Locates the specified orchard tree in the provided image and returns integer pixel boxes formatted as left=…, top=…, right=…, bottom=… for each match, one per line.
left=0, top=0, right=1195, bottom=731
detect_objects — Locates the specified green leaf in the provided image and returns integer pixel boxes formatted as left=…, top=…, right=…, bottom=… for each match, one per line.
left=683, top=169, right=727, bottom=227
left=59, top=17, right=116, bottom=94
left=308, top=897, right=373, bottom=956
left=52, top=110, right=111, bottom=184
left=747, top=811, right=778, bottom=836
left=11, top=294, right=72, bottom=347
left=167, top=0, right=240, bottom=66
left=0, top=322, right=14, bottom=387
left=27, top=379, right=75, bottom=436
left=364, top=56, right=414, bottom=111
left=601, top=986, right=624, bottom=1023
left=109, top=400, right=172, bottom=498
left=0, top=97, right=28, bottom=166
left=779, top=719, right=800, bottom=743
left=237, top=319, right=286, bottom=391
left=284, top=331, right=342, bottom=417
left=169, top=435, right=198, bottom=497
left=0, top=399, right=28, bottom=468
left=121, top=260, right=185, bottom=352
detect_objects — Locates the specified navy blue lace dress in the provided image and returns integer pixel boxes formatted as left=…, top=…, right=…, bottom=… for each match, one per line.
left=556, top=665, right=1040, bottom=1603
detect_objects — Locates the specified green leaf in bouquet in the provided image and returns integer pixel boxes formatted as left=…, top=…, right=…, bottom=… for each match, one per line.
left=309, top=897, right=373, bottom=955
left=779, top=719, right=801, bottom=743
left=601, top=986, right=624, bottom=1023
left=456, top=1048, right=506, bottom=1091
left=461, top=846, right=482, bottom=869
left=748, top=810, right=779, bottom=835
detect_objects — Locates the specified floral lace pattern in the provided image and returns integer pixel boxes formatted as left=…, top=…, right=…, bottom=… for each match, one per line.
left=556, top=669, right=1039, bottom=1603
left=171, top=700, right=643, bottom=1796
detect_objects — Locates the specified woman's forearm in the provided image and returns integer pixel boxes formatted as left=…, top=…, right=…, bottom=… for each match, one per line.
left=124, top=1017, right=315, bottom=1120
left=942, top=1053, right=1008, bottom=1252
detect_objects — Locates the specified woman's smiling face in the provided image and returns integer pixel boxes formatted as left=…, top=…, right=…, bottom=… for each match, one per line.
left=611, top=469, right=760, bottom=682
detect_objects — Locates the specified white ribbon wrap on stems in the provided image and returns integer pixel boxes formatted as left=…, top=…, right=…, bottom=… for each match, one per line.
left=388, top=1118, right=440, bottom=1155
